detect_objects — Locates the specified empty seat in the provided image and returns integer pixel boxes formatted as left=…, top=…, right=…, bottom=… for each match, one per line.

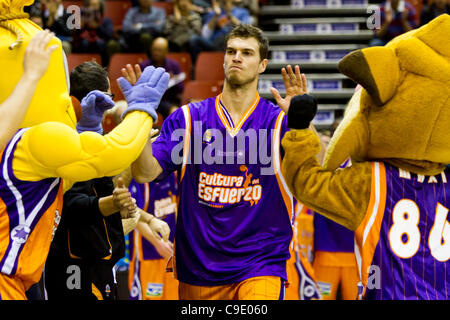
left=108, top=53, right=147, bottom=100
left=104, top=0, right=132, bottom=30
left=152, top=1, right=174, bottom=16
left=181, top=80, right=223, bottom=105
left=167, top=52, right=192, bottom=82
left=194, top=52, right=225, bottom=81
left=66, top=53, right=102, bottom=72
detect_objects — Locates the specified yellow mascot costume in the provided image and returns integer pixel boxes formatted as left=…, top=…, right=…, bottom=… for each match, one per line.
left=281, top=14, right=450, bottom=300
left=0, top=0, right=167, bottom=299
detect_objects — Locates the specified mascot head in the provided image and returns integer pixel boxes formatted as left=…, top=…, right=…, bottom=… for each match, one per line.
left=0, top=0, right=76, bottom=128
left=324, top=14, right=450, bottom=175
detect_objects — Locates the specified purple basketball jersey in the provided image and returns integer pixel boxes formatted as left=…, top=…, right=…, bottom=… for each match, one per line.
left=152, top=94, right=294, bottom=286
left=356, top=162, right=450, bottom=300
left=128, top=174, right=178, bottom=261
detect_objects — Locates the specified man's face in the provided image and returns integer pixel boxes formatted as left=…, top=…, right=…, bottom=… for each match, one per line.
left=151, top=40, right=168, bottom=64
left=89, top=0, right=101, bottom=10
left=224, top=37, right=267, bottom=87
left=139, top=0, right=152, bottom=9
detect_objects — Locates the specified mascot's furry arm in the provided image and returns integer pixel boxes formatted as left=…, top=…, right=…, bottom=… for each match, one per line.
left=281, top=129, right=372, bottom=231
left=11, top=67, right=169, bottom=191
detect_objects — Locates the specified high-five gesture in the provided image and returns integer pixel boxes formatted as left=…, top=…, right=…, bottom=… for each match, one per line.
left=270, top=65, right=308, bottom=113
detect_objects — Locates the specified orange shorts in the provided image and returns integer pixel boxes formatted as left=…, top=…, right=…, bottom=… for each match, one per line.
left=128, top=258, right=178, bottom=300
left=178, top=276, right=283, bottom=300
left=312, top=251, right=359, bottom=300
left=0, top=273, right=27, bottom=300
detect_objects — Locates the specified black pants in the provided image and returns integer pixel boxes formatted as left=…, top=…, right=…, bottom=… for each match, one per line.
left=44, top=253, right=117, bottom=300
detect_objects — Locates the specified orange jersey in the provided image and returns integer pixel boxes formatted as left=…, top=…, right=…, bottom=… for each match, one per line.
left=0, top=129, right=63, bottom=294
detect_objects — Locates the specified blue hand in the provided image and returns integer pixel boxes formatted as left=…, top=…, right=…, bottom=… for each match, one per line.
left=118, top=66, right=170, bottom=121
left=76, top=90, right=115, bottom=134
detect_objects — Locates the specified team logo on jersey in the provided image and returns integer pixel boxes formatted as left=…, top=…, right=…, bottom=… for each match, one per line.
left=204, top=129, right=213, bottom=143
left=11, top=225, right=31, bottom=244
left=317, top=281, right=332, bottom=297
left=198, top=169, right=262, bottom=207
left=154, top=195, right=177, bottom=218
left=146, top=283, right=163, bottom=297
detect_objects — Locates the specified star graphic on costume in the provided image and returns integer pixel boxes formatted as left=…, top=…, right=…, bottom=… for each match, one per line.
left=13, top=227, right=28, bottom=240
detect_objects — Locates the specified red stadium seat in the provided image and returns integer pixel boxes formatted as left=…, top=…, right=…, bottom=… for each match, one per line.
left=181, top=80, right=223, bottom=105
left=194, top=52, right=225, bottom=81
left=108, top=53, right=147, bottom=100
left=104, top=0, right=132, bottom=30
left=152, top=1, right=174, bottom=16
left=62, top=0, right=83, bottom=8
left=167, top=52, right=192, bottom=82
left=66, top=53, right=102, bottom=72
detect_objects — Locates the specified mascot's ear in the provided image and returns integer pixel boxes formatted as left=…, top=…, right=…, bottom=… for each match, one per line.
left=338, top=47, right=400, bottom=106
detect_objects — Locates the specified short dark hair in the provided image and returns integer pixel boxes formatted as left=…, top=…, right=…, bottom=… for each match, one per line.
left=225, top=24, right=269, bottom=60
left=70, top=61, right=109, bottom=102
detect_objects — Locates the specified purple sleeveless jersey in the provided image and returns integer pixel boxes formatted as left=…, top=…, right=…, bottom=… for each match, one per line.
left=152, top=94, right=294, bottom=286
left=356, top=162, right=450, bottom=300
left=128, top=174, right=178, bottom=261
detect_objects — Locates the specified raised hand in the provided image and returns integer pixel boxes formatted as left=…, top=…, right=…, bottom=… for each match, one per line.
left=113, top=177, right=137, bottom=219
left=118, top=66, right=170, bottom=121
left=120, top=63, right=142, bottom=86
left=270, top=65, right=308, bottom=114
left=23, top=30, right=59, bottom=82
left=76, top=90, right=115, bottom=134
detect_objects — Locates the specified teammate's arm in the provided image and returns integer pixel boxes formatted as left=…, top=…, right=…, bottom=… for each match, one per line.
left=0, top=30, right=57, bottom=150
left=137, top=221, right=173, bottom=259
left=131, top=136, right=163, bottom=183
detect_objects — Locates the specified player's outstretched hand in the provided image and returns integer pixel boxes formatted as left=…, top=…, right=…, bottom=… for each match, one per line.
left=149, top=217, right=171, bottom=242
left=118, top=66, right=170, bottom=121
left=121, top=63, right=142, bottom=86
left=23, top=30, right=58, bottom=82
left=270, top=65, right=308, bottom=113
left=76, top=90, right=115, bottom=134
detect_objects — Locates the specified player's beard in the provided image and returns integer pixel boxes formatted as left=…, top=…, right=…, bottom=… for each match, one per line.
left=225, top=72, right=257, bottom=89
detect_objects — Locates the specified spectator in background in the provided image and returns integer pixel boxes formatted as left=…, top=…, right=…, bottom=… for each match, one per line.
left=72, top=0, right=120, bottom=67
left=121, top=0, right=166, bottom=52
left=163, top=0, right=203, bottom=53
left=41, top=0, right=73, bottom=54
left=189, top=0, right=252, bottom=62
left=420, top=0, right=450, bottom=26
left=237, top=0, right=259, bottom=25
left=30, top=13, right=44, bottom=28
left=369, top=0, right=417, bottom=46
left=140, top=38, right=184, bottom=118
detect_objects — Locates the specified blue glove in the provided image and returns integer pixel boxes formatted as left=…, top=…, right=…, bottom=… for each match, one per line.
left=76, top=90, right=115, bottom=134
left=118, top=66, right=170, bottom=121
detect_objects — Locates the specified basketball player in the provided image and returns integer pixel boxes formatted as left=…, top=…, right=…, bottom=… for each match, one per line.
left=126, top=24, right=317, bottom=300
left=128, top=173, right=179, bottom=300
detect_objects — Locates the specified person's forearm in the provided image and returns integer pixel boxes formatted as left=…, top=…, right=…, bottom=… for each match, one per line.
left=136, top=220, right=160, bottom=246
left=207, top=15, right=218, bottom=32
left=227, top=13, right=241, bottom=26
left=376, top=20, right=390, bottom=39
left=122, top=210, right=141, bottom=235
left=98, top=195, right=119, bottom=217
left=138, top=208, right=155, bottom=224
left=131, top=138, right=162, bottom=183
left=402, top=19, right=413, bottom=32
left=0, top=74, right=40, bottom=149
